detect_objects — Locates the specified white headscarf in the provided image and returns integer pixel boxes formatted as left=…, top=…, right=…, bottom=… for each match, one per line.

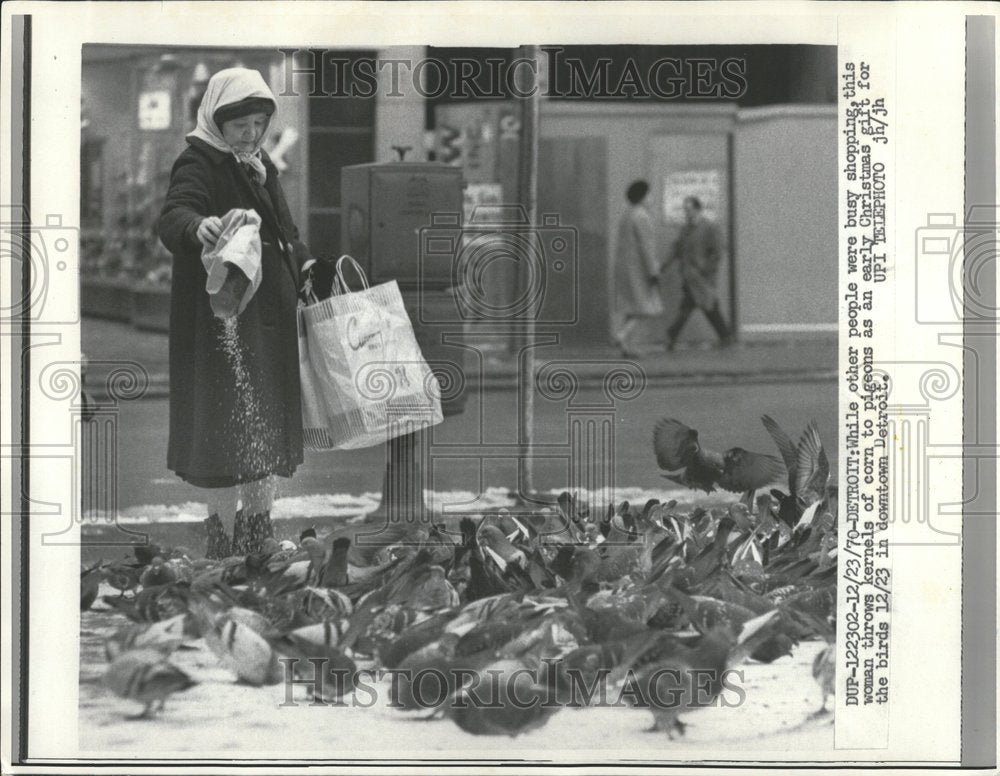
left=187, top=67, right=276, bottom=185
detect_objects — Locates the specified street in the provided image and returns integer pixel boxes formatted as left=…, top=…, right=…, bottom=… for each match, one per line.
left=86, top=378, right=837, bottom=516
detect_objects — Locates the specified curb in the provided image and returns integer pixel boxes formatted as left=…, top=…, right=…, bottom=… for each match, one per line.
left=88, top=368, right=837, bottom=402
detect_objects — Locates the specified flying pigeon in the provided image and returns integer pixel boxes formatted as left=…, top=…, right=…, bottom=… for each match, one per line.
left=653, top=418, right=785, bottom=495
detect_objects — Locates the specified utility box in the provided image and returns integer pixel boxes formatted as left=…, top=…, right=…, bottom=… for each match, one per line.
left=341, top=158, right=470, bottom=522
left=340, top=159, right=469, bottom=419
left=341, top=162, right=465, bottom=290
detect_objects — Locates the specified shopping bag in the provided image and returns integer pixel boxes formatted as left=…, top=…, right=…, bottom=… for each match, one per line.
left=299, top=256, right=444, bottom=450
left=298, top=312, right=338, bottom=450
left=201, top=208, right=263, bottom=317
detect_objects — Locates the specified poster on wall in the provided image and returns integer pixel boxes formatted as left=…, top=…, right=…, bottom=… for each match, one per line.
left=137, top=89, right=171, bottom=130
left=662, top=168, right=722, bottom=223
left=463, top=182, right=503, bottom=222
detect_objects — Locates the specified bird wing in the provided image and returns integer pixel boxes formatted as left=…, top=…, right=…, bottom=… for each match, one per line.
left=653, top=418, right=700, bottom=471
left=796, top=421, right=830, bottom=498
left=719, top=450, right=786, bottom=493
left=761, top=415, right=799, bottom=489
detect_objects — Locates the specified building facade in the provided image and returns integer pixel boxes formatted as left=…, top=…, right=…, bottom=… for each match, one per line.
left=80, top=44, right=836, bottom=344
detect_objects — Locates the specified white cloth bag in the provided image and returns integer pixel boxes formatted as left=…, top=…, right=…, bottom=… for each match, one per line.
left=299, top=256, right=444, bottom=450
left=201, top=208, right=263, bottom=316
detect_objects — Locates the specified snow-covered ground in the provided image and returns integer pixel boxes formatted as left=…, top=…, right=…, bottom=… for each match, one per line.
left=79, top=607, right=833, bottom=759
left=88, top=486, right=734, bottom=524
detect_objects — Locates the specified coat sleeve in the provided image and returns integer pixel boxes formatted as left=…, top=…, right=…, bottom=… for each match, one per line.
left=290, top=233, right=315, bottom=272
left=285, top=205, right=316, bottom=272
left=701, top=222, right=722, bottom=274
left=261, top=151, right=315, bottom=272
left=157, top=151, right=214, bottom=256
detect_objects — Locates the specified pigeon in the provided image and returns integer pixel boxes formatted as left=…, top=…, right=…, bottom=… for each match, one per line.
left=380, top=609, right=458, bottom=669
left=390, top=632, right=463, bottom=711
left=555, top=642, right=627, bottom=705
left=102, top=581, right=192, bottom=623
left=191, top=602, right=282, bottom=687
left=277, top=620, right=357, bottom=703
left=653, top=418, right=785, bottom=495
left=103, top=561, right=142, bottom=597
left=134, top=542, right=165, bottom=567
left=446, top=621, right=561, bottom=735
left=103, top=648, right=197, bottom=719
left=394, top=565, right=460, bottom=611
left=300, top=526, right=318, bottom=543
left=105, top=613, right=191, bottom=661
left=319, top=538, right=351, bottom=587
left=613, top=627, right=734, bottom=736
left=811, top=642, right=835, bottom=716
left=761, top=416, right=831, bottom=523
left=478, top=524, right=527, bottom=570
left=447, top=657, right=556, bottom=736
left=612, top=610, right=779, bottom=736
left=81, top=562, right=104, bottom=611
left=685, top=517, right=738, bottom=586
left=139, top=557, right=178, bottom=588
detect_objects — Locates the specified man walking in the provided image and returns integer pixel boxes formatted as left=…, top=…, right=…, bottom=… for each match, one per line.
left=664, top=195, right=733, bottom=350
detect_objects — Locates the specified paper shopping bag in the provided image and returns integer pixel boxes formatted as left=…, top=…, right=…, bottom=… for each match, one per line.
left=298, top=311, right=338, bottom=451
left=299, top=256, right=444, bottom=450
left=201, top=208, right=263, bottom=317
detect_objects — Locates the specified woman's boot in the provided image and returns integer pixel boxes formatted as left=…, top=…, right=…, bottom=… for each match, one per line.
left=203, top=513, right=231, bottom=560
left=233, top=510, right=273, bottom=555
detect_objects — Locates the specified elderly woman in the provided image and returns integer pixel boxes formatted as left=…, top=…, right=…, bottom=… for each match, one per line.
left=157, top=68, right=314, bottom=558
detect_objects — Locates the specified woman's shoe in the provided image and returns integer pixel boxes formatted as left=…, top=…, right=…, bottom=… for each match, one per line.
left=203, top=514, right=232, bottom=560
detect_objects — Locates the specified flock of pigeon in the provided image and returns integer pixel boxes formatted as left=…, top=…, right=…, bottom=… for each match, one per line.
left=82, top=416, right=837, bottom=738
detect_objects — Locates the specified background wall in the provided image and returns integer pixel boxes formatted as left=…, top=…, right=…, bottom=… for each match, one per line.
left=733, top=106, right=838, bottom=338
left=537, top=102, right=837, bottom=344
left=540, top=103, right=737, bottom=345
left=81, top=60, right=135, bottom=236
left=82, top=47, right=837, bottom=344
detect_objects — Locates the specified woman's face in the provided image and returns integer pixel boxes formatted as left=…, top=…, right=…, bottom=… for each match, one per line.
left=221, top=112, right=269, bottom=153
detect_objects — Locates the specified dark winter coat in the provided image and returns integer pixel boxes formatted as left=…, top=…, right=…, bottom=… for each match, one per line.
left=157, top=137, right=310, bottom=487
left=669, top=219, right=723, bottom=309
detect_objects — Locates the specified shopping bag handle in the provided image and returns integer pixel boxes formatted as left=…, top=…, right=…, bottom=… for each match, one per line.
left=300, top=270, right=320, bottom=306
left=335, top=255, right=370, bottom=292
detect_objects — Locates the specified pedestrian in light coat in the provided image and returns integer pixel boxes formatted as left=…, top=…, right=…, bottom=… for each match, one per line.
left=613, top=180, right=664, bottom=358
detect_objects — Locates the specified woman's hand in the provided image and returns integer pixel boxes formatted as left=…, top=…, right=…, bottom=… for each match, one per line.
left=197, top=216, right=224, bottom=249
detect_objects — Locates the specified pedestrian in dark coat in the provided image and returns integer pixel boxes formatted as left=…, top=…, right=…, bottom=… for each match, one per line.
left=157, top=68, right=314, bottom=558
left=664, top=196, right=733, bottom=349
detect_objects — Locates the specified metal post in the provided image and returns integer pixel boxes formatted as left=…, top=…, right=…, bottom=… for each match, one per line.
left=516, top=45, right=541, bottom=500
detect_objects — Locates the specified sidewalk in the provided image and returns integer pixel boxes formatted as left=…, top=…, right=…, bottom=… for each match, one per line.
left=82, top=316, right=836, bottom=399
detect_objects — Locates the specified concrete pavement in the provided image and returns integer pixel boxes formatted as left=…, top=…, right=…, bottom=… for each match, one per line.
left=82, top=315, right=836, bottom=399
